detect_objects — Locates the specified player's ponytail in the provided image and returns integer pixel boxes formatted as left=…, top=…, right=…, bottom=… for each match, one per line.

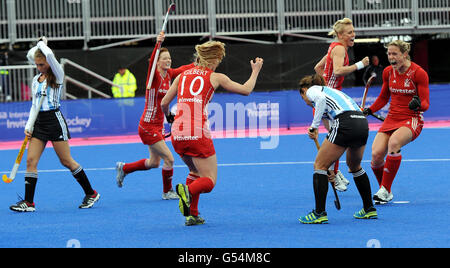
left=195, top=41, right=226, bottom=69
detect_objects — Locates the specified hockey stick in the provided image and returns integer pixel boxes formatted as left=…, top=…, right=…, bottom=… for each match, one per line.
left=311, top=132, right=341, bottom=210
left=361, top=74, right=376, bottom=110
left=370, top=111, right=385, bottom=122
left=360, top=74, right=385, bottom=122
left=2, top=91, right=47, bottom=183
left=146, top=3, right=176, bottom=90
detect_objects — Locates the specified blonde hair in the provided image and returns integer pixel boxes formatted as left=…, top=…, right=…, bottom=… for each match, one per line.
left=195, top=41, right=226, bottom=68
left=34, top=49, right=58, bottom=89
left=387, top=40, right=411, bottom=60
left=298, top=74, right=325, bottom=94
left=328, top=18, right=353, bottom=37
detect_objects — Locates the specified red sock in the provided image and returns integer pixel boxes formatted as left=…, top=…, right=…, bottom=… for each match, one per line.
left=186, top=173, right=200, bottom=216
left=371, top=162, right=384, bottom=187
left=382, top=153, right=402, bottom=193
left=123, top=159, right=149, bottom=174
left=333, top=159, right=339, bottom=174
left=162, top=168, right=173, bottom=193
left=186, top=173, right=200, bottom=185
left=188, top=177, right=214, bottom=196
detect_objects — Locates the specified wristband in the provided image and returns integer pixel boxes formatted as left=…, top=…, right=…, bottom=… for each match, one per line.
left=355, top=61, right=365, bottom=70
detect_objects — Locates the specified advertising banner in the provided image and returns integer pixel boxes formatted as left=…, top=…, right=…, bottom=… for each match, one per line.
left=1, top=84, right=449, bottom=142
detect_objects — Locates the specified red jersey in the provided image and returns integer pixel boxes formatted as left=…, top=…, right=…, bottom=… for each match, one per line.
left=370, top=62, right=430, bottom=120
left=322, top=42, right=349, bottom=90
left=172, top=66, right=216, bottom=139
left=139, top=48, right=194, bottom=128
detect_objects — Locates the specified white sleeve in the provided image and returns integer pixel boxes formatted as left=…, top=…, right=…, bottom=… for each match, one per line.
left=307, top=86, right=327, bottom=129
left=36, top=41, right=65, bottom=84
left=26, top=46, right=38, bottom=65
left=25, top=99, right=37, bottom=133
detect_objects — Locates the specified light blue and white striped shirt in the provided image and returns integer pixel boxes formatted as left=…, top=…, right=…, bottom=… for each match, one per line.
left=30, top=41, right=64, bottom=111
left=25, top=41, right=65, bottom=132
left=307, top=85, right=360, bottom=129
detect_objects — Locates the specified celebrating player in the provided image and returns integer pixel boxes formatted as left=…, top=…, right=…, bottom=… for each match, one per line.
left=364, top=40, right=430, bottom=204
left=10, top=38, right=99, bottom=212
left=313, top=17, right=370, bottom=192
left=298, top=74, right=377, bottom=224
left=161, top=41, right=264, bottom=226
left=115, top=32, right=195, bottom=200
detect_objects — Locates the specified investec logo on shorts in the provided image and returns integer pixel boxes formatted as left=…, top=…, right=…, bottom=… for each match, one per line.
left=170, top=101, right=279, bottom=149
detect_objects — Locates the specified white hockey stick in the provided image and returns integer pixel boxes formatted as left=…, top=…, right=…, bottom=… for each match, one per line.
left=146, top=3, right=176, bottom=89
left=2, top=91, right=47, bottom=183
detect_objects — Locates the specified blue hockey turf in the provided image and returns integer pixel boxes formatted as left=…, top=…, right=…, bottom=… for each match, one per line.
left=0, top=128, right=449, bottom=248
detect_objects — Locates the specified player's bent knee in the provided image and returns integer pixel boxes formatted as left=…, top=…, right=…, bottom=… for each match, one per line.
left=371, top=150, right=385, bottom=164
left=163, top=156, right=174, bottom=168
left=146, top=158, right=160, bottom=169
left=314, top=162, right=330, bottom=171
left=348, top=165, right=362, bottom=174
left=60, top=158, right=78, bottom=170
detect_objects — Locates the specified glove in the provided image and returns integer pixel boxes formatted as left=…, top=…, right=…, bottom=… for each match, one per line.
left=408, top=95, right=421, bottom=111
left=165, top=112, right=175, bottom=124
left=363, top=108, right=372, bottom=116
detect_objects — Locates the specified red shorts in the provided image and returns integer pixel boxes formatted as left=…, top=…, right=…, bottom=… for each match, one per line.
left=379, top=114, right=424, bottom=141
left=138, top=124, right=165, bottom=145
left=171, top=135, right=216, bottom=158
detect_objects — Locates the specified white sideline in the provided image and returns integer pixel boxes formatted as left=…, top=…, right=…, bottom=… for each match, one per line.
left=2, top=158, right=450, bottom=174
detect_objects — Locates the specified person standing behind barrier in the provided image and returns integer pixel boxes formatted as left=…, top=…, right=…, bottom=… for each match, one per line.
left=297, top=74, right=377, bottom=224
left=363, top=55, right=384, bottom=85
left=115, top=32, right=195, bottom=200
left=363, top=40, right=430, bottom=204
left=314, top=17, right=370, bottom=192
left=111, top=65, right=137, bottom=98
left=10, top=37, right=100, bottom=212
left=161, top=41, right=264, bottom=226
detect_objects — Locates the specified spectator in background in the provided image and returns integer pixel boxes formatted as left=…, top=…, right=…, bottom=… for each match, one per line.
left=111, top=65, right=137, bottom=98
left=363, top=55, right=384, bottom=85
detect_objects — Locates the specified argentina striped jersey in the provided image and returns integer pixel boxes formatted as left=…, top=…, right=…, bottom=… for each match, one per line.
left=31, top=76, right=63, bottom=111
left=307, top=85, right=360, bottom=129
left=30, top=41, right=65, bottom=111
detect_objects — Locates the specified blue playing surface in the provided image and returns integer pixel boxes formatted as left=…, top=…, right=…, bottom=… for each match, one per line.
left=0, top=128, right=449, bottom=248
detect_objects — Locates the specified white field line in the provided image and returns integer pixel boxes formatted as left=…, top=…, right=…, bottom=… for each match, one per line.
left=2, top=158, right=450, bottom=174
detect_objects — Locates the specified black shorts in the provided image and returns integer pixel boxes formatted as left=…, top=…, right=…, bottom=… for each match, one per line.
left=32, top=109, right=71, bottom=142
left=326, top=111, right=368, bottom=148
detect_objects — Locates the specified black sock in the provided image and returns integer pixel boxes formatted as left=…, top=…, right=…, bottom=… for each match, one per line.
left=72, top=166, right=94, bottom=195
left=313, top=171, right=329, bottom=214
left=352, top=168, right=374, bottom=211
left=24, top=172, right=38, bottom=203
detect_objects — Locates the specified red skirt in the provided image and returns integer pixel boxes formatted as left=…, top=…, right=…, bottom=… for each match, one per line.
left=379, top=113, right=424, bottom=141
left=138, top=124, right=165, bottom=145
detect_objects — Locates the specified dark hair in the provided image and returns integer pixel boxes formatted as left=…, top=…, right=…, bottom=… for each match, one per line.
left=298, top=74, right=325, bottom=94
